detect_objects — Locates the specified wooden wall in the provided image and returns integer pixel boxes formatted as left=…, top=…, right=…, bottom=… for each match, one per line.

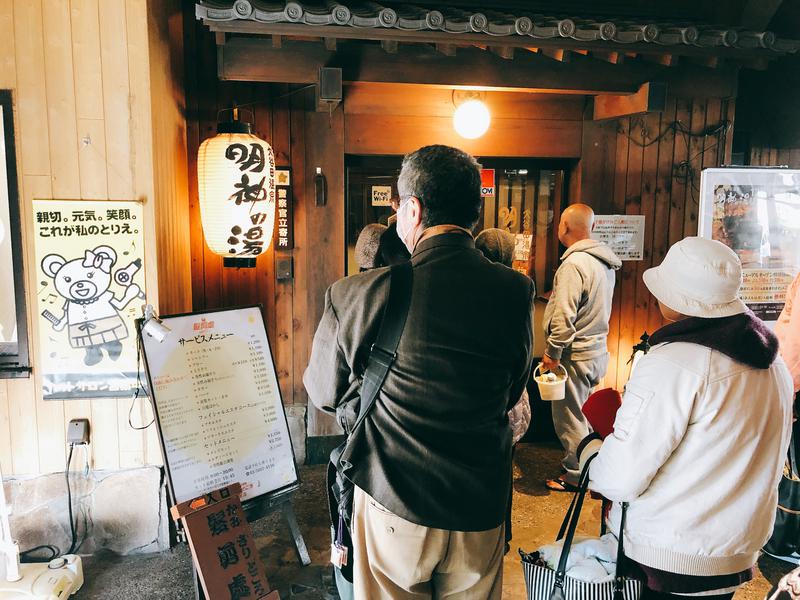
left=576, top=97, right=736, bottom=389
left=187, top=24, right=739, bottom=438
left=749, top=144, right=800, bottom=169
left=0, top=0, right=190, bottom=476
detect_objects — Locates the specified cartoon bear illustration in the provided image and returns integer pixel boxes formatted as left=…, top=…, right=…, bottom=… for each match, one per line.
left=41, top=245, right=142, bottom=366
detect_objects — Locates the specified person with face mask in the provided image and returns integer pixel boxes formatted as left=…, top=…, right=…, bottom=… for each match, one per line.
left=304, top=145, right=535, bottom=600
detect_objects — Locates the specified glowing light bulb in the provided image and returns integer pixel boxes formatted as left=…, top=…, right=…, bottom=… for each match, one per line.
left=453, top=99, right=491, bottom=139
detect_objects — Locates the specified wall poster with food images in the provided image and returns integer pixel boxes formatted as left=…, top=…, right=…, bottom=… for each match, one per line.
left=699, top=168, right=800, bottom=324
left=33, top=199, right=147, bottom=399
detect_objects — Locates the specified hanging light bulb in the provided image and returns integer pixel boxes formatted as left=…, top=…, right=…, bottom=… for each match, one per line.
left=197, top=107, right=276, bottom=268
left=453, top=98, right=491, bottom=139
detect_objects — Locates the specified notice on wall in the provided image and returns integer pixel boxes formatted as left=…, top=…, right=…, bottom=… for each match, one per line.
left=591, top=215, right=646, bottom=261
left=699, top=168, right=800, bottom=324
left=371, top=185, right=392, bottom=207
left=33, top=199, right=147, bottom=400
left=275, top=167, right=293, bottom=250
left=514, top=234, right=533, bottom=262
left=140, top=306, right=298, bottom=504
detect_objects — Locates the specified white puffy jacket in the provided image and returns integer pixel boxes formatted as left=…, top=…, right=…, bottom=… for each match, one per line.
left=588, top=341, right=793, bottom=576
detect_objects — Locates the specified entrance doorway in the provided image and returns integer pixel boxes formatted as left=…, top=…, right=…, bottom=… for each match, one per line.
left=345, top=155, right=570, bottom=296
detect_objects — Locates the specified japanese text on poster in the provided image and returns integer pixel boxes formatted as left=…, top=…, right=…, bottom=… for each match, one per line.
left=33, top=200, right=146, bottom=400
left=140, top=307, right=298, bottom=503
left=591, top=215, right=645, bottom=261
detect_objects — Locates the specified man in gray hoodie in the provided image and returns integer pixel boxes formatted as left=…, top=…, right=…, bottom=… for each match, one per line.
left=542, top=203, right=622, bottom=490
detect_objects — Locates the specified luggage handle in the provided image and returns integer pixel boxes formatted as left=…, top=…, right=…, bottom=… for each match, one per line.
left=549, top=457, right=629, bottom=600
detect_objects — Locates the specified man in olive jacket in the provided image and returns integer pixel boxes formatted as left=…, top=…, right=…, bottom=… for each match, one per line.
left=304, top=145, right=535, bottom=600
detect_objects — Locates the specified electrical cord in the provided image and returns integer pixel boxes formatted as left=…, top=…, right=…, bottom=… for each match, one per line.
left=18, top=544, right=60, bottom=563
left=65, top=444, right=77, bottom=555
left=129, top=330, right=154, bottom=431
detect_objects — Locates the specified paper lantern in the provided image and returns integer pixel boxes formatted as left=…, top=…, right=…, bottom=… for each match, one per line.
left=198, top=116, right=275, bottom=268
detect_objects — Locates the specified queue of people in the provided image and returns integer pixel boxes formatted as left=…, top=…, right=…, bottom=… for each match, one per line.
left=303, top=144, right=796, bottom=600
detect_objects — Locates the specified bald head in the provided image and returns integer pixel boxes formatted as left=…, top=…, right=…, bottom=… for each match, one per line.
left=558, top=203, right=595, bottom=247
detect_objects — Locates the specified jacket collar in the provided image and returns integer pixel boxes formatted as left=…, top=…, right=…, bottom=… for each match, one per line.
left=412, top=228, right=475, bottom=258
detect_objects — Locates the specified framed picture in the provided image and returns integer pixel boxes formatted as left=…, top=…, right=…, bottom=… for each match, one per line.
left=32, top=199, right=147, bottom=399
left=699, top=167, right=800, bottom=324
left=0, top=90, right=30, bottom=377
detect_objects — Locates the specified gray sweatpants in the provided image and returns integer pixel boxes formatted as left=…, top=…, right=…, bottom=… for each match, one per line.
left=551, top=354, right=609, bottom=486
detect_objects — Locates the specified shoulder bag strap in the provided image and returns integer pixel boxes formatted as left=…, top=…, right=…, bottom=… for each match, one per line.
left=550, top=456, right=595, bottom=600
left=612, top=502, right=629, bottom=600
left=350, top=261, right=413, bottom=435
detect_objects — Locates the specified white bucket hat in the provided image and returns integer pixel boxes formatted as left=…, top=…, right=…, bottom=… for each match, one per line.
left=643, top=236, right=748, bottom=318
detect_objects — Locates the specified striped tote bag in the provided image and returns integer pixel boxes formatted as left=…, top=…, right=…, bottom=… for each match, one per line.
left=520, top=460, right=642, bottom=600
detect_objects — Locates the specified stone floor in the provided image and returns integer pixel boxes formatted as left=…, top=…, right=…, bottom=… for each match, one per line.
left=73, top=443, right=792, bottom=599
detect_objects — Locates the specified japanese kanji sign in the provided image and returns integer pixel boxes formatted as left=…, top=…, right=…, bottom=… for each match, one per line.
left=171, top=483, right=279, bottom=600
left=274, top=168, right=292, bottom=250
left=33, top=199, right=146, bottom=399
left=591, top=215, right=645, bottom=261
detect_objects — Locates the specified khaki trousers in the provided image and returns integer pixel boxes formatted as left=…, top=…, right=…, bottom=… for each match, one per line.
left=352, top=486, right=504, bottom=600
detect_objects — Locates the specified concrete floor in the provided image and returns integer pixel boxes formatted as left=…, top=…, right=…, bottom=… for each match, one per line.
left=73, top=443, right=792, bottom=599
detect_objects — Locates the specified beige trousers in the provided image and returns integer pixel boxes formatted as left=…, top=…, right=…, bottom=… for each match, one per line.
left=352, top=486, right=505, bottom=600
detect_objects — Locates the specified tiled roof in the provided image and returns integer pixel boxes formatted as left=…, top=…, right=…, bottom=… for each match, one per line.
left=196, top=1, right=799, bottom=53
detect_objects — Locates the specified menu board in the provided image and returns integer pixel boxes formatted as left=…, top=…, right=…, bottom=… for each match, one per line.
left=140, top=306, right=298, bottom=504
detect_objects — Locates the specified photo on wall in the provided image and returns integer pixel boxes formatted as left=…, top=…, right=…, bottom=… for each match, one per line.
left=32, top=199, right=147, bottom=399
left=699, top=168, right=800, bottom=324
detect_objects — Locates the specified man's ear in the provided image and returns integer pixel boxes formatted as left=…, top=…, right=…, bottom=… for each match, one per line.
left=409, top=196, right=423, bottom=226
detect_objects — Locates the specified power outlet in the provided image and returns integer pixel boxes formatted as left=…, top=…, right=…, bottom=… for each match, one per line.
left=67, top=418, right=90, bottom=445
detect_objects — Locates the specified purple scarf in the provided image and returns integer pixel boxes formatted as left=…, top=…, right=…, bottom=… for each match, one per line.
left=649, top=310, right=778, bottom=369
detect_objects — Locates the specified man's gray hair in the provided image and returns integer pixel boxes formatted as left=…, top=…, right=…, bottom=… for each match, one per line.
left=396, top=145, right=482, bottom=230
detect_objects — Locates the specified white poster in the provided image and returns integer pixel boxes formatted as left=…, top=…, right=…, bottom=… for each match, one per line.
left=140, top=306, right=298, bottom=503
left=592, top=215, right=645, bottom=261
left=33, top=199, right=147, bottom=399
left=699, top=168, right=800, bottom=323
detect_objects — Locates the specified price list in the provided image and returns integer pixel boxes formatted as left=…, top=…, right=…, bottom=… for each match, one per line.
left=142, top=307, right=298, bottom=504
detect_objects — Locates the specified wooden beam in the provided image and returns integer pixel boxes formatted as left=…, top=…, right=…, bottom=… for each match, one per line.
left=381, top=39, right=398, bottom=54
left=436, top=43, right=456, bottom=56
left=642, top=53, right=679, bottom=67
left=345, top=113, right=582, bottom=157
left=740, top=0, right=783, bottom=30
left=539, top=48, right=570, bottom=62
left=591, top=51, right=624, bottom=65
left=490, top=46, right=514, bottom=60
left=217, top=38, right=738, bottom=99
left=272, top=34, right=282, bottom=49
left=593, top=82, right=667, bottom=121
left=215, top=31, right=227, bottom=46
left=324, top=37, right=337, bottom=51
left=689, top=55, right=722, bottom=69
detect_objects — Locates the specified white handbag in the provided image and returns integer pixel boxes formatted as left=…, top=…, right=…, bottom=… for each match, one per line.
left=520, top=459, right=643, bottom=600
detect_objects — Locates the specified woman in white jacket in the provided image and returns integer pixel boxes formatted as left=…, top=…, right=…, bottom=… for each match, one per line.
left=579, top=237, right=793, bottom=600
